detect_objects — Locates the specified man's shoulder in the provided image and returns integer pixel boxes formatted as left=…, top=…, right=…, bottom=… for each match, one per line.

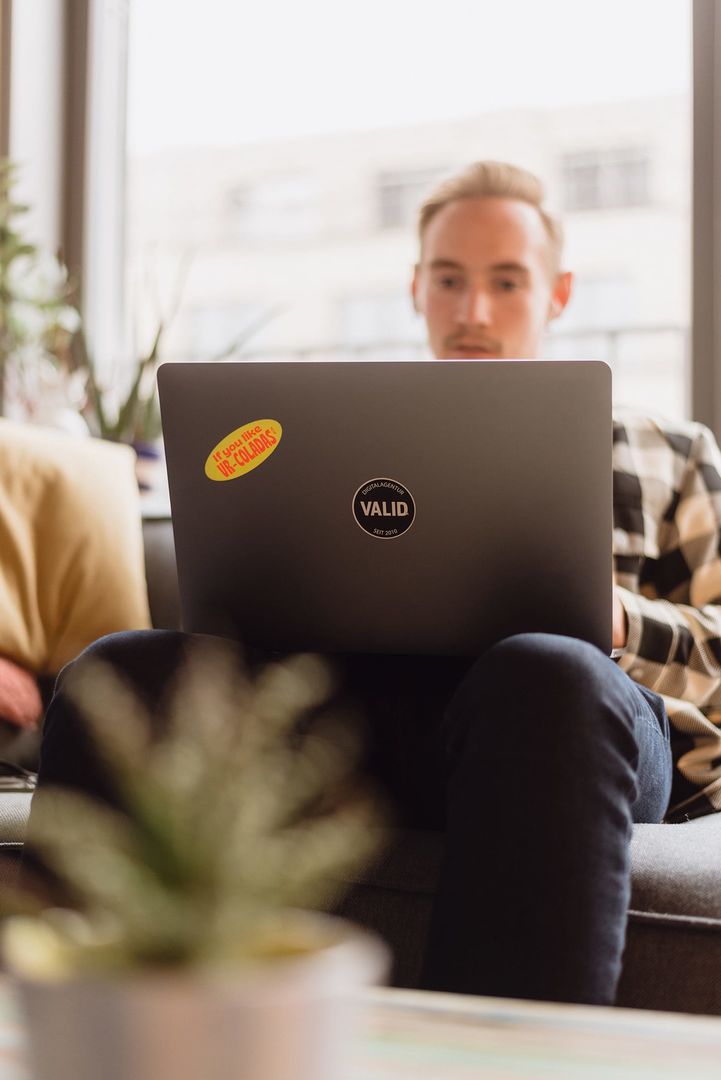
left=612, top=406, right=709, bottom=460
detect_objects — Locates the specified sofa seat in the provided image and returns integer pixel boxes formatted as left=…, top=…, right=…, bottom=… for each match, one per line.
left=619, top=816, right=721, bottom=1013
left=335, top=814, right=721, bottom=1015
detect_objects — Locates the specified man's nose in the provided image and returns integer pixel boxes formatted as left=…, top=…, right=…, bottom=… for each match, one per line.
left=461, top=286, right=492, bottom=325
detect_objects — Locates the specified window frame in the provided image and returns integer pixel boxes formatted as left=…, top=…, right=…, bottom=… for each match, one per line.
left=0, top=0, right=11, bottom=158
left=691, top=0, right=721, bottom=435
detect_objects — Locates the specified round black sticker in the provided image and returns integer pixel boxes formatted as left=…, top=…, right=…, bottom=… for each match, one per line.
left=352, top=478, right=416, bottom=540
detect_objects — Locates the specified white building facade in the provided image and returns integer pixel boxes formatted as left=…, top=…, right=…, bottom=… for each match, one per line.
left=127, top=94, right=690, bottom=417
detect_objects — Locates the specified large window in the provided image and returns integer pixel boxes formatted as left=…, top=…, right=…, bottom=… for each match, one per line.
left=561, top=149, right=651, bottom=212
left=124, top=0, right=691, bottom=417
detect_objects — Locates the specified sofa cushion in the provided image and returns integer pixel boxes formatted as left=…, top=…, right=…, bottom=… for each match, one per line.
left=142, top=517, right=181, bottom=630
left=630, top=816, right=721, bottom=918
left=348, top=816, right=721, bottom=919
left=336, top=816, right=721, bottom=1011
left=0, top=420, right=151, bottom=675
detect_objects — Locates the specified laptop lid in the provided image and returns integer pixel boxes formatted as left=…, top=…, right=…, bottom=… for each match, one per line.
left=158, top=359, right=612, bottom=657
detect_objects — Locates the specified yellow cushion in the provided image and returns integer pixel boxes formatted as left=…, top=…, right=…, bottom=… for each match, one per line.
left=0, top=419, right=151, bottom=675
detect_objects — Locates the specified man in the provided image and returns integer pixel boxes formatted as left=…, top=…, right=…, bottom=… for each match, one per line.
left=412, top=163, right=650, bottom=658
left=30, top=161, right=721, bottom=1006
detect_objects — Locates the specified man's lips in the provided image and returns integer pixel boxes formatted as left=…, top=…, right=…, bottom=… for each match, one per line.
left=445, top=341, right=502, bottom=355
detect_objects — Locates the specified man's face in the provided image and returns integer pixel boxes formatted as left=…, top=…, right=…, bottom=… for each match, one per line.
left=412, top=196, right=572, bottom=360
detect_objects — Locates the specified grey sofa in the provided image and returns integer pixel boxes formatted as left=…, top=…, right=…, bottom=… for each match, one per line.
left=2, top=515, right=721, bottom=1015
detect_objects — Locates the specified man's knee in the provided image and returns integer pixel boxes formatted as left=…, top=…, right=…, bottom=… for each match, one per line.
left=39, top=630, right=197, bottom=796
left=485, top=632, right=614, bottom=691
left=459, top=632, right=616, bottom=707
left=54, top=629, right=192, bottom=702
left=61, top=628, right=186, bottom=672
left=446, top=632, right=639, bottom=758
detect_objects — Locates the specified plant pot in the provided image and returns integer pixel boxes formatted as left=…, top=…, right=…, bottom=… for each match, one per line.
left=12, top=915, right=388, bottom=1080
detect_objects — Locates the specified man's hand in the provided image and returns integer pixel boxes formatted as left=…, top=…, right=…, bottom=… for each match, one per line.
left=612, top=587, right=628, bottom=650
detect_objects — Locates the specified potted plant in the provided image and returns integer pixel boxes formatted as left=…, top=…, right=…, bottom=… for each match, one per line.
left=0, top=157, right=281, bottom=468
left=3, top=643, right=387, bottom=1080
left=0, top=160, right=82, bottom=427
left=75, top=302, right=282, bottom=492
left=73, top=323, right=168, bottom=491
left=77, top=304, right=283, bottom=448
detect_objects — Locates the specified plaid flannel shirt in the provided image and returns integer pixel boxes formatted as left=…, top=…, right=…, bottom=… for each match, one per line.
left=613, top=408, right=721, bottom=822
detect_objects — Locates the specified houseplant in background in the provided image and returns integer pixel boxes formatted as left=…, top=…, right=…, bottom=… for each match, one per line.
left=74, top=322, right=168, bottom=491
left=0, top=156, right=155, bottom=443
left=0, top=155, right=168, bottom=445
left=3, top=643, right=387, bottom=1080
left=0, top=160, right=83, bottom=430
left=75, top=301, right=283, bottom=491
left=0, top=156, right=281, bottom=484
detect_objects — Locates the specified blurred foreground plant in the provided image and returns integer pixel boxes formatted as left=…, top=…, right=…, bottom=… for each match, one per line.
left=4, top=645, right=383, bottom=976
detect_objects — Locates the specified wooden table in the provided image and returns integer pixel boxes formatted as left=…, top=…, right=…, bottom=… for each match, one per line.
left=2, top=983, right=721, bottom=1078
left=348, top=988, right=721, bottom=1078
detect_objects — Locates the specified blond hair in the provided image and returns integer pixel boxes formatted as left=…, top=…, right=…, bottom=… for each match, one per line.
left=417, top=161, right=564, bottom=274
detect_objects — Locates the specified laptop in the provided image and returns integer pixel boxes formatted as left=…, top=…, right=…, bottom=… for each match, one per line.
left=157, top=359, right=612, bottom=657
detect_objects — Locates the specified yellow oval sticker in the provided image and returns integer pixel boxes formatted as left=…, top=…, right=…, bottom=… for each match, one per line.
left=204, top=419, right=282, bottom=481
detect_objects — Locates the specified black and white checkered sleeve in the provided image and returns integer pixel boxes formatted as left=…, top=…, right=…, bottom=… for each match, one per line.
left=617, top=422, right=721, bottom=704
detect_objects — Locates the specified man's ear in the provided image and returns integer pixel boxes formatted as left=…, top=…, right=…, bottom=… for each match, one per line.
left=548, top=271, right=573, bottom=322
left=411, top=264, right=421, bottom=313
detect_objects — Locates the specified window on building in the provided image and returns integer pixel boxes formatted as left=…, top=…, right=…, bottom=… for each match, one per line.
left=226, top=174, right=322, bottom=245
left=561, top=148, right=651, bottom=212
left=377, top=168, right=448, bottom=230
left=558, top=276, right=636, bottom=330
left=187, top=303, right=278, bottom=360
left=338, top=293, right=426, bottom=349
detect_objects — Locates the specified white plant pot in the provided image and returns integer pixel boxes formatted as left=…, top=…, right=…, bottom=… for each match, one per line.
left=14, top=916, right=388, bottom=1080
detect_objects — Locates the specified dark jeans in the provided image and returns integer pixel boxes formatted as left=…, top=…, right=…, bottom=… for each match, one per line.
left=30, top=629, right=672, bottom=1006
